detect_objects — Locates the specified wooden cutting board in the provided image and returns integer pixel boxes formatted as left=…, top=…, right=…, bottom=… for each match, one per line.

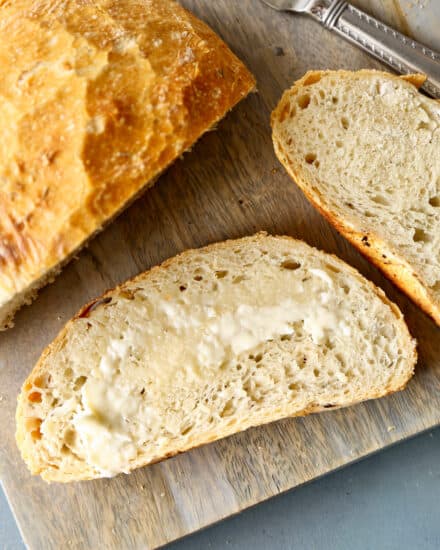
left=1, top=2, right=439, bottom=548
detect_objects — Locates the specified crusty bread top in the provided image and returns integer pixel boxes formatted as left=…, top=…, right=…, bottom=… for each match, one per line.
left=16, top=234, right=416, bottom=482
left=0, top=0, right=255, bottom=329
left=272, top=70, right=440, bottom=325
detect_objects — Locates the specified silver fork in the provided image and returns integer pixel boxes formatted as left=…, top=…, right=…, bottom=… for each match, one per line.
left=261, top=0, right=440, bottom=98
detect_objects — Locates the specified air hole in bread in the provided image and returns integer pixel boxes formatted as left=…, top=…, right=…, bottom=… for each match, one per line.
left=336, top=140, right=343, bottom=148
left=33, top=375, right=47, bottom=389
left=413, top=228, right=431, bottom=243
left=219, top=399, right=235, bottom=418
left=193, top=275, right=203, bottom=281
left=181, top=425, right=193, bottom=436
left=280, top=334, right=291, bottom=341
left=319, top=89, right=325, bottom=99
left=429, top=195, right=440, bottom=207
left=215, top=270, right=228, bottom=279
left=26, top=418, right=42, bottom=441
left=289, top=382, right=299, bottom=391
left=305, top=153, right=317, bottom=164
left=372, top=195, right=389, bottom=206
left=313, top=368, right=320, bottom=377
left=303, top=73, right=322, bottom=86
left=61, top=444, right=71, bottom=455
left=28, top=391, right=42, bottom=403
left=297, top=94, right=311, bottom=109
left=332, top=96, right=338, bottom=104
left=31, top=428, right=42, bottom=441
left=63, top=430, right=76, bottom=447
left=243, top=380, right=263, bottom=404
left=417, top=120, right=431, bottom=131
left=79, top=297, right=112, bottom=318
left=325, top=264, right=340, bottom=274
left=73, top=376, right=87, bottom=391
left=281, top=259, right=301, bottom=270
left=341, top=116, right=349, bottom=129
left=179, top=285, right=187, bottom=292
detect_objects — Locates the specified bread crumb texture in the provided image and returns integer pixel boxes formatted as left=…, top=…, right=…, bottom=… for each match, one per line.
left=16, top=234, right=416, bottom=482
left=0, top=0, right=255, bottom=329
left=272, top=70, right=440, bottom=325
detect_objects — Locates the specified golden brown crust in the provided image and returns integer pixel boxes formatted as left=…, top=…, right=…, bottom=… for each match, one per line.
left=0, top=0, right=255, bottom=329
left=271, top=69, right=440, bottom=327
left=16, top=233, right=416, bottom=482
left=400, top=73, right=426, bottom=88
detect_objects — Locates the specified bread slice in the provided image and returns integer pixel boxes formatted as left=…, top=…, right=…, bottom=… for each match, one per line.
left=271, top=70, right=440, bottom=326
left=16, top=234, right=416, bottom=482
left=0, top=0, right=255, bottom=330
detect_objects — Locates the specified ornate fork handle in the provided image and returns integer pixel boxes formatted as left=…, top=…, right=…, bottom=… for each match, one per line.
left=311, top=0, right=440, bottom=98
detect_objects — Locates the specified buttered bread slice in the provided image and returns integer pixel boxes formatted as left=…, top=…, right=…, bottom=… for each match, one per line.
left=17, top=234, right=416, bottom=482
left=272, top=70, right=440, bottom=325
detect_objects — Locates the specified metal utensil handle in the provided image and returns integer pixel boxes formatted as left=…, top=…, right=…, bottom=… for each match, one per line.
left=322, top=1, right=440, bottom=98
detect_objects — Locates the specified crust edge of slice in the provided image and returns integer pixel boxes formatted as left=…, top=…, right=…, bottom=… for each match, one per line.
left=271, top=69, right=440, bottom=326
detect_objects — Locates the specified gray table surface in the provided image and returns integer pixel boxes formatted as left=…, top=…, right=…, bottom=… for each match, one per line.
left=2, top=427, right=439, bottom=549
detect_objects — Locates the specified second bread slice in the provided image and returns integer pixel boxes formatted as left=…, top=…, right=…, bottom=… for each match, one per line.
left=272, top=70, right=440, bottom=325
left=17, top=234, right=416, bottom=482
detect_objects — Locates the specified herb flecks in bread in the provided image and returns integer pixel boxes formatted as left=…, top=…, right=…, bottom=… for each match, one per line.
left=0, top=0, right=255, bottom=329
left=272, top=70, right=440, bottom=325
left=16, top=234, right=416, bottom=482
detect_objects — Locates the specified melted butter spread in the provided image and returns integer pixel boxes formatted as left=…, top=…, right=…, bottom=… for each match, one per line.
left=68, top=267, right=352, bottom=476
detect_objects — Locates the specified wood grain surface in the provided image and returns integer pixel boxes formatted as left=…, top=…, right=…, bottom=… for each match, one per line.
left=1, top=1, right=439, bottom=548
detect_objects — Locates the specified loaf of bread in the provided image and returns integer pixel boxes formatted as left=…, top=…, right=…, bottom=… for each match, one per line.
left=0, top=0, right=255, bottom=330
left=16, top=234, right=416, bottom=482
left=271, top=70, right=440, bottom=325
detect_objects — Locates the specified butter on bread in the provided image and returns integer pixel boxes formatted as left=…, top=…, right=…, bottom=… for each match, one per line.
left=16, top=234, right=416, bottom=482
left=0, top=0, right=255, bottom=329
left=272, top=70, right=440, bottom=325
